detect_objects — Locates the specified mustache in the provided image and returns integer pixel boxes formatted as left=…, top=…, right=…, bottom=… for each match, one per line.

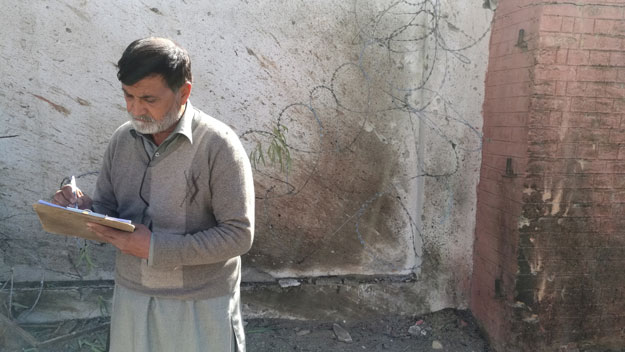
left=129, top=113, right=155, bottom=122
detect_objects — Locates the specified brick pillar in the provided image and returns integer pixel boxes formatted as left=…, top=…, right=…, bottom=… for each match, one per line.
left=472, top=0, right=625, bottom=350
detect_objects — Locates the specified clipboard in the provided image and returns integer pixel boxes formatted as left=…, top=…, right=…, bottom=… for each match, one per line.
left=33, top=200, right=135, bottom=241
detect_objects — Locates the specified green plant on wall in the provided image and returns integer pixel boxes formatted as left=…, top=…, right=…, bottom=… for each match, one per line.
left=97, top=295, right=109, bottom=316
left=249, top=124, right=291, bottom=173
left=78, top=337, right=107, bottom=352
left=77, top=242, right=95, bottom=274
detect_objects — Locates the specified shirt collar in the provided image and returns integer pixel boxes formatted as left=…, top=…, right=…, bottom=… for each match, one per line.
left=129, top=101, right=194, bottom=144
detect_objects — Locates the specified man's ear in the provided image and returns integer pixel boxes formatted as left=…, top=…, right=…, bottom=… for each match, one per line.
left=179, top=82, right=192, bottom=105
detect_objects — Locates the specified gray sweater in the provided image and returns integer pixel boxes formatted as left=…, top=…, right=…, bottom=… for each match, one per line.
left=92, top=103, right=254, bottom=299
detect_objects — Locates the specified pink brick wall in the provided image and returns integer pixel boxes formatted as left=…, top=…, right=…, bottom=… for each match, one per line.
left=472, top=0, right=625, bottom=350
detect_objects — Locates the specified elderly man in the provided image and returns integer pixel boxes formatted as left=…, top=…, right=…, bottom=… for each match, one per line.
left=53, top=37, right=254, bottom=352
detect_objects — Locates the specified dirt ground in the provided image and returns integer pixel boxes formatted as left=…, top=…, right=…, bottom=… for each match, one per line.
left=16, top=308, right=491, bottom=352
left=245, top=309, right=491, bottom=352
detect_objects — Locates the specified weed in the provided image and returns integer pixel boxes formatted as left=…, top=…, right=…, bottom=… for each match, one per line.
left=250, top=124, right=291, bottom=173
left=77, top=242, right=94, bottom=274
left=78, top=337, right=106, bottom=352
left=97, top=295, right=109, bottom=316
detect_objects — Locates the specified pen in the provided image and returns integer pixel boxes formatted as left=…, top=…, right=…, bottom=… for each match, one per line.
left=70, top=175, right=78, bottom=208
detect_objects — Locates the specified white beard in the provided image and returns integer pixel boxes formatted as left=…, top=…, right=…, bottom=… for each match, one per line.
left=129, top=101, right=181, bottom=134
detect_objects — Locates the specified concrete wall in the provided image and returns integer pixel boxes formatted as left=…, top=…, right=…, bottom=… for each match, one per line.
left=0, top=0, right=492, bottom=317
left=473, top=0, right=625, bottom=350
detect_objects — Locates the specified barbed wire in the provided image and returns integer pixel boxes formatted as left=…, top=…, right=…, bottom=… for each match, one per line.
left=242, top=0, right=491, bottom=273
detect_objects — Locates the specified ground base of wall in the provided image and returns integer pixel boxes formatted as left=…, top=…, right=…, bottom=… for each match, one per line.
left=242, top=275, right=433, bottom=321
left=2, top=276, right=433, bottom=324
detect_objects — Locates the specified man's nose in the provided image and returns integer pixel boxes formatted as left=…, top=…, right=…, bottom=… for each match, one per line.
left=127, top=99, right=147, bottom=117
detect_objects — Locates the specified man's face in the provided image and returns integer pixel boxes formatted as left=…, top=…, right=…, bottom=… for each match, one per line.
left=122, top=75, right=183, bottom=134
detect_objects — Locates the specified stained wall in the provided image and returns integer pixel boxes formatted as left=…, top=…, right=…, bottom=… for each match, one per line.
left=0, top=0, right=492, bottom=315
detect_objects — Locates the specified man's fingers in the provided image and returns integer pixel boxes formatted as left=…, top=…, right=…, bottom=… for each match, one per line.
left=52, top=190, right=64, bottom=205
left=53, top=189, right=71, bottom=206
left=61, top=184, right=76, bottom=201
left=87, top=222, right=107, bottom=234
left=86, top=224, right=114, bottom=244
left=53, top=184, right=93, bottom=209
left=76, top=191, right=93, bottom=210
left=87, top=223, right=121, bottom=241
left=76, top=193, right=88, bottom=208
left=53, top=184, right=77, bottom=206
left=87, top=223, right=149, bottom=259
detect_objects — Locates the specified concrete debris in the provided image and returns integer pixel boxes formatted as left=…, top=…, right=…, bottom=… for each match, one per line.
left=558, top=342, right=580, bottom=352
left=332, top=323, right=353, bottom=343
left=278, top=279, right=301, bottom=288
left=432, top=340, right=443, bottom=349
left=510, top=301, right=527, bottom=309
left=408, top=319, right=427, bottom=337
left=522, top=314, right=539, bottom=324
left=296, top=329, right=311, bottom=336
left=408, top=324, right=419, bottom=336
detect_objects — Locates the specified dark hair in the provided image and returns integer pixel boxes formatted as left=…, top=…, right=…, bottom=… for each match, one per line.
left=116, top=37, right=192, bottom=91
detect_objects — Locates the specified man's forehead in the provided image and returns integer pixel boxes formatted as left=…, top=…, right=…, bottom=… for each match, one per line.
left=122, top=74, right=170, bottom=94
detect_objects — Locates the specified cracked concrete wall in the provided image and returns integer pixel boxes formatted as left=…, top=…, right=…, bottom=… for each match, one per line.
left=0, top=1, right=491, bottom=313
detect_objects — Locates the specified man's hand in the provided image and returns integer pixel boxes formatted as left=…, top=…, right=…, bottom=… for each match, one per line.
left=87, top=223, right=151, bottom=259
left=53, top=185, right=93, bottom=210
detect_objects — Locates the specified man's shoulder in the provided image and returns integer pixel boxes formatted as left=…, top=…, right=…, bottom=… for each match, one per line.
left=191, top=108, right=240, bottom=142
left=104, top=122, right=138, bottom=151
left=111, top=121, right=134, bottom=139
